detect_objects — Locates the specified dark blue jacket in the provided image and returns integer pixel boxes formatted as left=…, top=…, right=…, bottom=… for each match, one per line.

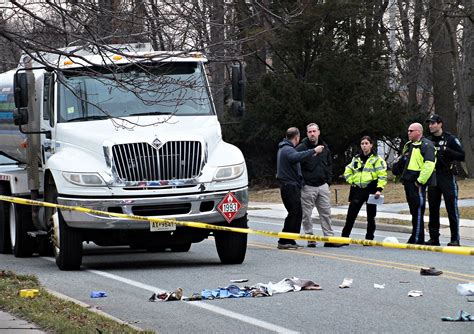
left=276, top=139, right=315, bottom=187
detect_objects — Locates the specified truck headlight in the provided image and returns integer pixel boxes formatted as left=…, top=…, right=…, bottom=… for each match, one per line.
left=213, top=163, right=245, bottom=181
left=62, top=172, right=106, bottom=186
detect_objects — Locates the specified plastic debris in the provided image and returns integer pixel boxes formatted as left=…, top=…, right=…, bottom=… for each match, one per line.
left=408, top=290, right=423, bottom=297
left=19, top=289, right=39, bottom=298
left=456, top=283, right=474, bottom=296
left=339, top=278, right=353, bottom=289
left=441, top=310, right=474, bottom=322
left=230, top=279, right=249, bottom=283
left=382, top=237, right=399, bottom=243
left=420, top=267, right=443, bottom=276
left=149, top=288, right=183, bottom=302
left=90, top=291, right=107, bottom=298
left=374, top=283, right=385, bottom=289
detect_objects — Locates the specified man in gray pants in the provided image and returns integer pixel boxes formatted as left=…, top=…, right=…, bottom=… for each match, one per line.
left=296, top=123, right=342, bottom=247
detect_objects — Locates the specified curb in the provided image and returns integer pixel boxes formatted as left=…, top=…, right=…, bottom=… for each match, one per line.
left=329, top=218, right=413, bottom=234
left=248, top=213, right=412, bottom=234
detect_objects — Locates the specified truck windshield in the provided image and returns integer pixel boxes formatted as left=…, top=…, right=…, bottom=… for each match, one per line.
left=58, top=62, right=213, bottom=122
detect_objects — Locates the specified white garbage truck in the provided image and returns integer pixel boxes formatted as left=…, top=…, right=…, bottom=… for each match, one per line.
left=0, top=43, right=248, bottom=270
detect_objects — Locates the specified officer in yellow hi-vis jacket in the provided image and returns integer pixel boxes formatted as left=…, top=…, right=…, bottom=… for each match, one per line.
left=341, top=136, right=387, bottom=243
left=392, top=123, right=436, bottom=244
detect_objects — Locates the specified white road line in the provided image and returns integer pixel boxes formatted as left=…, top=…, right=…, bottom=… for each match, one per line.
left=42, top=257, right=298, bottom=334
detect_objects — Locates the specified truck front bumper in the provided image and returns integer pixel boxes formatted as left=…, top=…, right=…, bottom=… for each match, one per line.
left=57, top=187, right=248, bottom=229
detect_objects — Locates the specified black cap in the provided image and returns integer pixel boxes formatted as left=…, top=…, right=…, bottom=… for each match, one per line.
left=426, top=114, right=443, bottom=123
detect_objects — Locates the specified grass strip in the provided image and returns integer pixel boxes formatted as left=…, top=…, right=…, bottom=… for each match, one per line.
left=331, top=214, right=412, bottom=226
left=0, top=270, right=153, bottom=333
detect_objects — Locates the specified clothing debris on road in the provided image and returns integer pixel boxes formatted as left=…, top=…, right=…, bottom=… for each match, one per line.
left=149, top=277, right=322, bottom=302
left=149, top=288, right=183, bottom=302
left=339, top=278, right=353, bottom=288
left=441, top=310, right=474, bottom=321
left=457, top=282, right=474, bottom=296
left=408, top=290, right=423, bottom=297
left=90, top=291, right=107, bottom=298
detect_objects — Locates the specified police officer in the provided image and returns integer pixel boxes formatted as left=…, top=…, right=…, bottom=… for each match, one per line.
left=425, top=114, right=465, bottom=246
left=341, top=136, right=387, bottom=242
left=392, top=123, right=436, bottom=245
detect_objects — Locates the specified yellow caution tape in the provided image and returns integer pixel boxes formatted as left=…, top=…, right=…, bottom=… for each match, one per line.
left=0, top=195, right=473, bottom=256
left=19, top=289, right=40, bottom=298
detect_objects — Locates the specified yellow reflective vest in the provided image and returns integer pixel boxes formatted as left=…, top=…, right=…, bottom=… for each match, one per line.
left=344, top=153, right=387, bottom=189
left=399, top=138, right=436, bottom=185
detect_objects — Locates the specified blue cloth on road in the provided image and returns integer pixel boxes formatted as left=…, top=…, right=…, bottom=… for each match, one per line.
left=201, top=284, right=251, bottom=299
left=90, top=291, right=107, bottom=298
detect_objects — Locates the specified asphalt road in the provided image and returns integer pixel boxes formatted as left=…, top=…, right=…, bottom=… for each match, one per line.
left=1, top=218, right=473, bottom=333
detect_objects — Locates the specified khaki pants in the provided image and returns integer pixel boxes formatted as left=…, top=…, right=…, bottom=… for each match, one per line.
left=301, top=184, right=334, bottom=236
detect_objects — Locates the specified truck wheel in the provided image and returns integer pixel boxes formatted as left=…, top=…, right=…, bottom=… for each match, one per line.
left=171, top=243, right=191, bottom=252
left=214, top=215, right=248, bottom=264
left=9, top=203, right=35, bottom=257
left=37, top=236, right=54, bottom=256
left=0, top=183, right=12, bottom=254
left=53, top=210, right=83, bottom=270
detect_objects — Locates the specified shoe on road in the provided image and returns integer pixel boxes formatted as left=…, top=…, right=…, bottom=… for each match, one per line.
left=425, top=239, right=440, bottom=246
left=447, top=241, right=460, bottom=247
left=277, top=242, right=303, bottom=250
left=420, top=267, right=443, bottom=276
left=307, top=241, right=317, bottom=248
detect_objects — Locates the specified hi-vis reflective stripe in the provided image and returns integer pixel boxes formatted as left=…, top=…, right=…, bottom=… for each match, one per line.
left=1, top=195, right=473, bottom=256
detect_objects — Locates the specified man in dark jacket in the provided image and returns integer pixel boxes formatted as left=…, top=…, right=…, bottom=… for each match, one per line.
left=276, top=127, right=318, bottom=249
left=425, top=114, right=465, bottom=246
left=296, top=123, right=341, bottom=247
left=392, top=123, right=436, bottom=244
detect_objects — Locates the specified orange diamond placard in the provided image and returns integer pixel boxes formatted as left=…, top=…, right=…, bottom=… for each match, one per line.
left=217, top=192, right=242, bottom=223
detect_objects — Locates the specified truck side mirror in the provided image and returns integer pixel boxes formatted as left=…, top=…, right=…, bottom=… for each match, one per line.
left=231, top=63, right=246, bottom=102
left=231, top=101, right=244, bottom=118
left=13, top=108, right=28, bottom=125
left=231, top=63, right=245, bottom=116
left=14, top=72, right=29, bottom=108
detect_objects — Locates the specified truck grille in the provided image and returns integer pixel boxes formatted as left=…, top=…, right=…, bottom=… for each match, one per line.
left=112, top=141, right=203, bottom=182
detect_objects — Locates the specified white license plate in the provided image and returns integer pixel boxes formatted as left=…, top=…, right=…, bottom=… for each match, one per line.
left=150, top=221, right=176, bottom=232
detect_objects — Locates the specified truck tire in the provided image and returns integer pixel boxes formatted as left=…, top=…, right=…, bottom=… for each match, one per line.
left=214, top=215, right=248, bottom=264
left=10, top=203, right=35, bottom=257
left=171, top=243, right=191, bottom=252
left=47, top=184, right=83, bottom=270
left=54, top=210, right=83, bottom=270
left=0, top=183, right=12, bottom=254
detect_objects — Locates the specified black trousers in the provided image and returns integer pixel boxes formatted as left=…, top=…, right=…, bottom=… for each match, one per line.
left=341, top=187, right=377, bottom=240
left=279, top=184, right=302, bottom=244
left=428, top=173, right=460, bottom=242
left=404, top=181, right=426, bottom=244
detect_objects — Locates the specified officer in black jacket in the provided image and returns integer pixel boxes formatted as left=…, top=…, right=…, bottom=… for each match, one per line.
left=425, top=114, right=465, bottom=246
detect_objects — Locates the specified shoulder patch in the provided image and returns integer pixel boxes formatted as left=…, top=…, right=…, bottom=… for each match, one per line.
left=454, top=138, right=461, bottom=146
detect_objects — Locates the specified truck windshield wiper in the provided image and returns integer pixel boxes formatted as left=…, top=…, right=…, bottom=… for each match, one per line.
left=129, top=112, right=172, bottom=116
left=67, top=115, right=110, bottom=122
